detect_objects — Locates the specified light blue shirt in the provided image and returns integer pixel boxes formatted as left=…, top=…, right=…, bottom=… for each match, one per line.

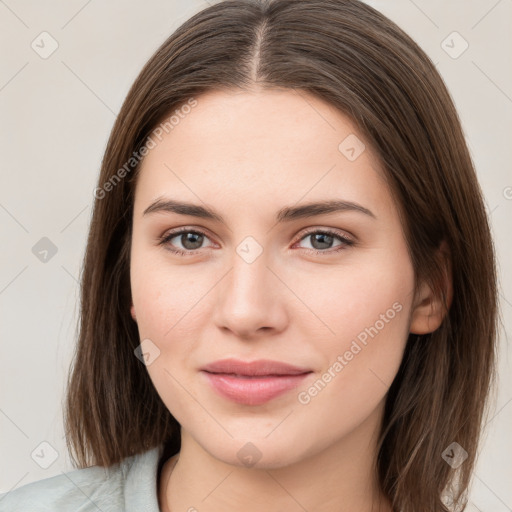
left=0, top=444, right=165, bottom=511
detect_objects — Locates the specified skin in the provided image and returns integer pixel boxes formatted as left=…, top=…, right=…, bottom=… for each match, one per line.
left=129, top=88, right=450, bottom=512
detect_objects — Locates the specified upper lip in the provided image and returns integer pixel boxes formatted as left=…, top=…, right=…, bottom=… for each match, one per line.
left=201, top=358, right=312, bottom=376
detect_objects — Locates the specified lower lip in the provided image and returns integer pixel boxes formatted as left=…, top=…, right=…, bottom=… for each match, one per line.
left=201, top=371, right=312, bottom=405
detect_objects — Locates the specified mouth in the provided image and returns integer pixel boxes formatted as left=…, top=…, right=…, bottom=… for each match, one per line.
left=199, top=358, right=313, bottom=405
left=200, top=368, right=313, bottom=405
left=201, top=358, right=312, bottom=377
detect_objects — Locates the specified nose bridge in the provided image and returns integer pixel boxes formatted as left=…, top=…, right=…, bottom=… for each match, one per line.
left=224, top=239, right=273, bottom=307
left=213, top=235, right=286, bottom=336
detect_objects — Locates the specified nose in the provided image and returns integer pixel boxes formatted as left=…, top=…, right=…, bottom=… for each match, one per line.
left=212, top=247, right=288, bottom=340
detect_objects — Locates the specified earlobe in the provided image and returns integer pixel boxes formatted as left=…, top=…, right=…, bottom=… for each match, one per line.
left=409, top=241, right=453, bottom=335
left=130, top=304, right=137, bottom=322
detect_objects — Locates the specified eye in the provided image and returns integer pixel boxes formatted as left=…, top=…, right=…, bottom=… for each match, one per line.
left=158, top=228, right=215, bottom=256
left=158, top=227, right=355, bottom=257
left=294, top=229, right=355, bottom=254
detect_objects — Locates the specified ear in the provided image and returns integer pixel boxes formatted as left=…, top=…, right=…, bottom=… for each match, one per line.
left=130, top=304, right=137, bottom=322
left=409, top=240, right=453, bottom=335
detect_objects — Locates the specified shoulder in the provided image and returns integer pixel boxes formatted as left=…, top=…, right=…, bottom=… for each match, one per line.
left=0, top=445, right=164, bottom=512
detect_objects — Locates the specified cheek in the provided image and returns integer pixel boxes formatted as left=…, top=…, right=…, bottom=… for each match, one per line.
left=290, top=246, right=414, bottom=347
left=293, top=249, right=413, bottom=427
left=130, top=252, right=208, bottom=339
left=130, top=256, right=210, bottom=417
left=295, top=304, right=410, bottom=441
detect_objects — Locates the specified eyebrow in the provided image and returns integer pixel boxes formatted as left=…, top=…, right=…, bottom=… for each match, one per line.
left=142, top=197, right=376, bottom=223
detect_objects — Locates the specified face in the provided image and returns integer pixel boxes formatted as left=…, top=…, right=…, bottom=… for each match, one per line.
left=129, top=88, right=418, bottom=468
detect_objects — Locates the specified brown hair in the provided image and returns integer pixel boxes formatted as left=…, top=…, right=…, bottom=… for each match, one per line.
left=64, top=1, right=499, bottom=510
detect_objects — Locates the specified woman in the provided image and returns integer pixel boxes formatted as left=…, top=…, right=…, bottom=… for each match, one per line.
left=0, top=0, right=498, bottom=511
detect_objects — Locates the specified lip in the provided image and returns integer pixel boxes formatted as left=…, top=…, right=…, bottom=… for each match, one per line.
left=200, top=358, right=313, bottom=405
left=201, top=358, right=312, bottom=376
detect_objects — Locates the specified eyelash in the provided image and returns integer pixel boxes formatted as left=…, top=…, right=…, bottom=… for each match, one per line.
left=157, top=227, right=355, bottom=257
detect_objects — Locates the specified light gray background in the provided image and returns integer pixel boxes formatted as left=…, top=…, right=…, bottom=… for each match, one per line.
left=0, top=0, right=511, bottom=509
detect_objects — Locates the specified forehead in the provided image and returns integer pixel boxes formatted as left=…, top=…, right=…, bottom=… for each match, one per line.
left=134, top=89, right=393, bottom=219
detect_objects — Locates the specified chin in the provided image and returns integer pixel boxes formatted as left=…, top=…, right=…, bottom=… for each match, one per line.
left=196, top=433, right=308, bottom=470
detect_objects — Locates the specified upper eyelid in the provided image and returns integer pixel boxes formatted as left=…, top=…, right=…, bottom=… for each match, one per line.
left=298, top=226, right=354, bottom=241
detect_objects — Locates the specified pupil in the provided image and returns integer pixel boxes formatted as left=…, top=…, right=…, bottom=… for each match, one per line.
left=182, top=232, right=203, bottom=250
left=311, top=233, right=332, bottom=250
